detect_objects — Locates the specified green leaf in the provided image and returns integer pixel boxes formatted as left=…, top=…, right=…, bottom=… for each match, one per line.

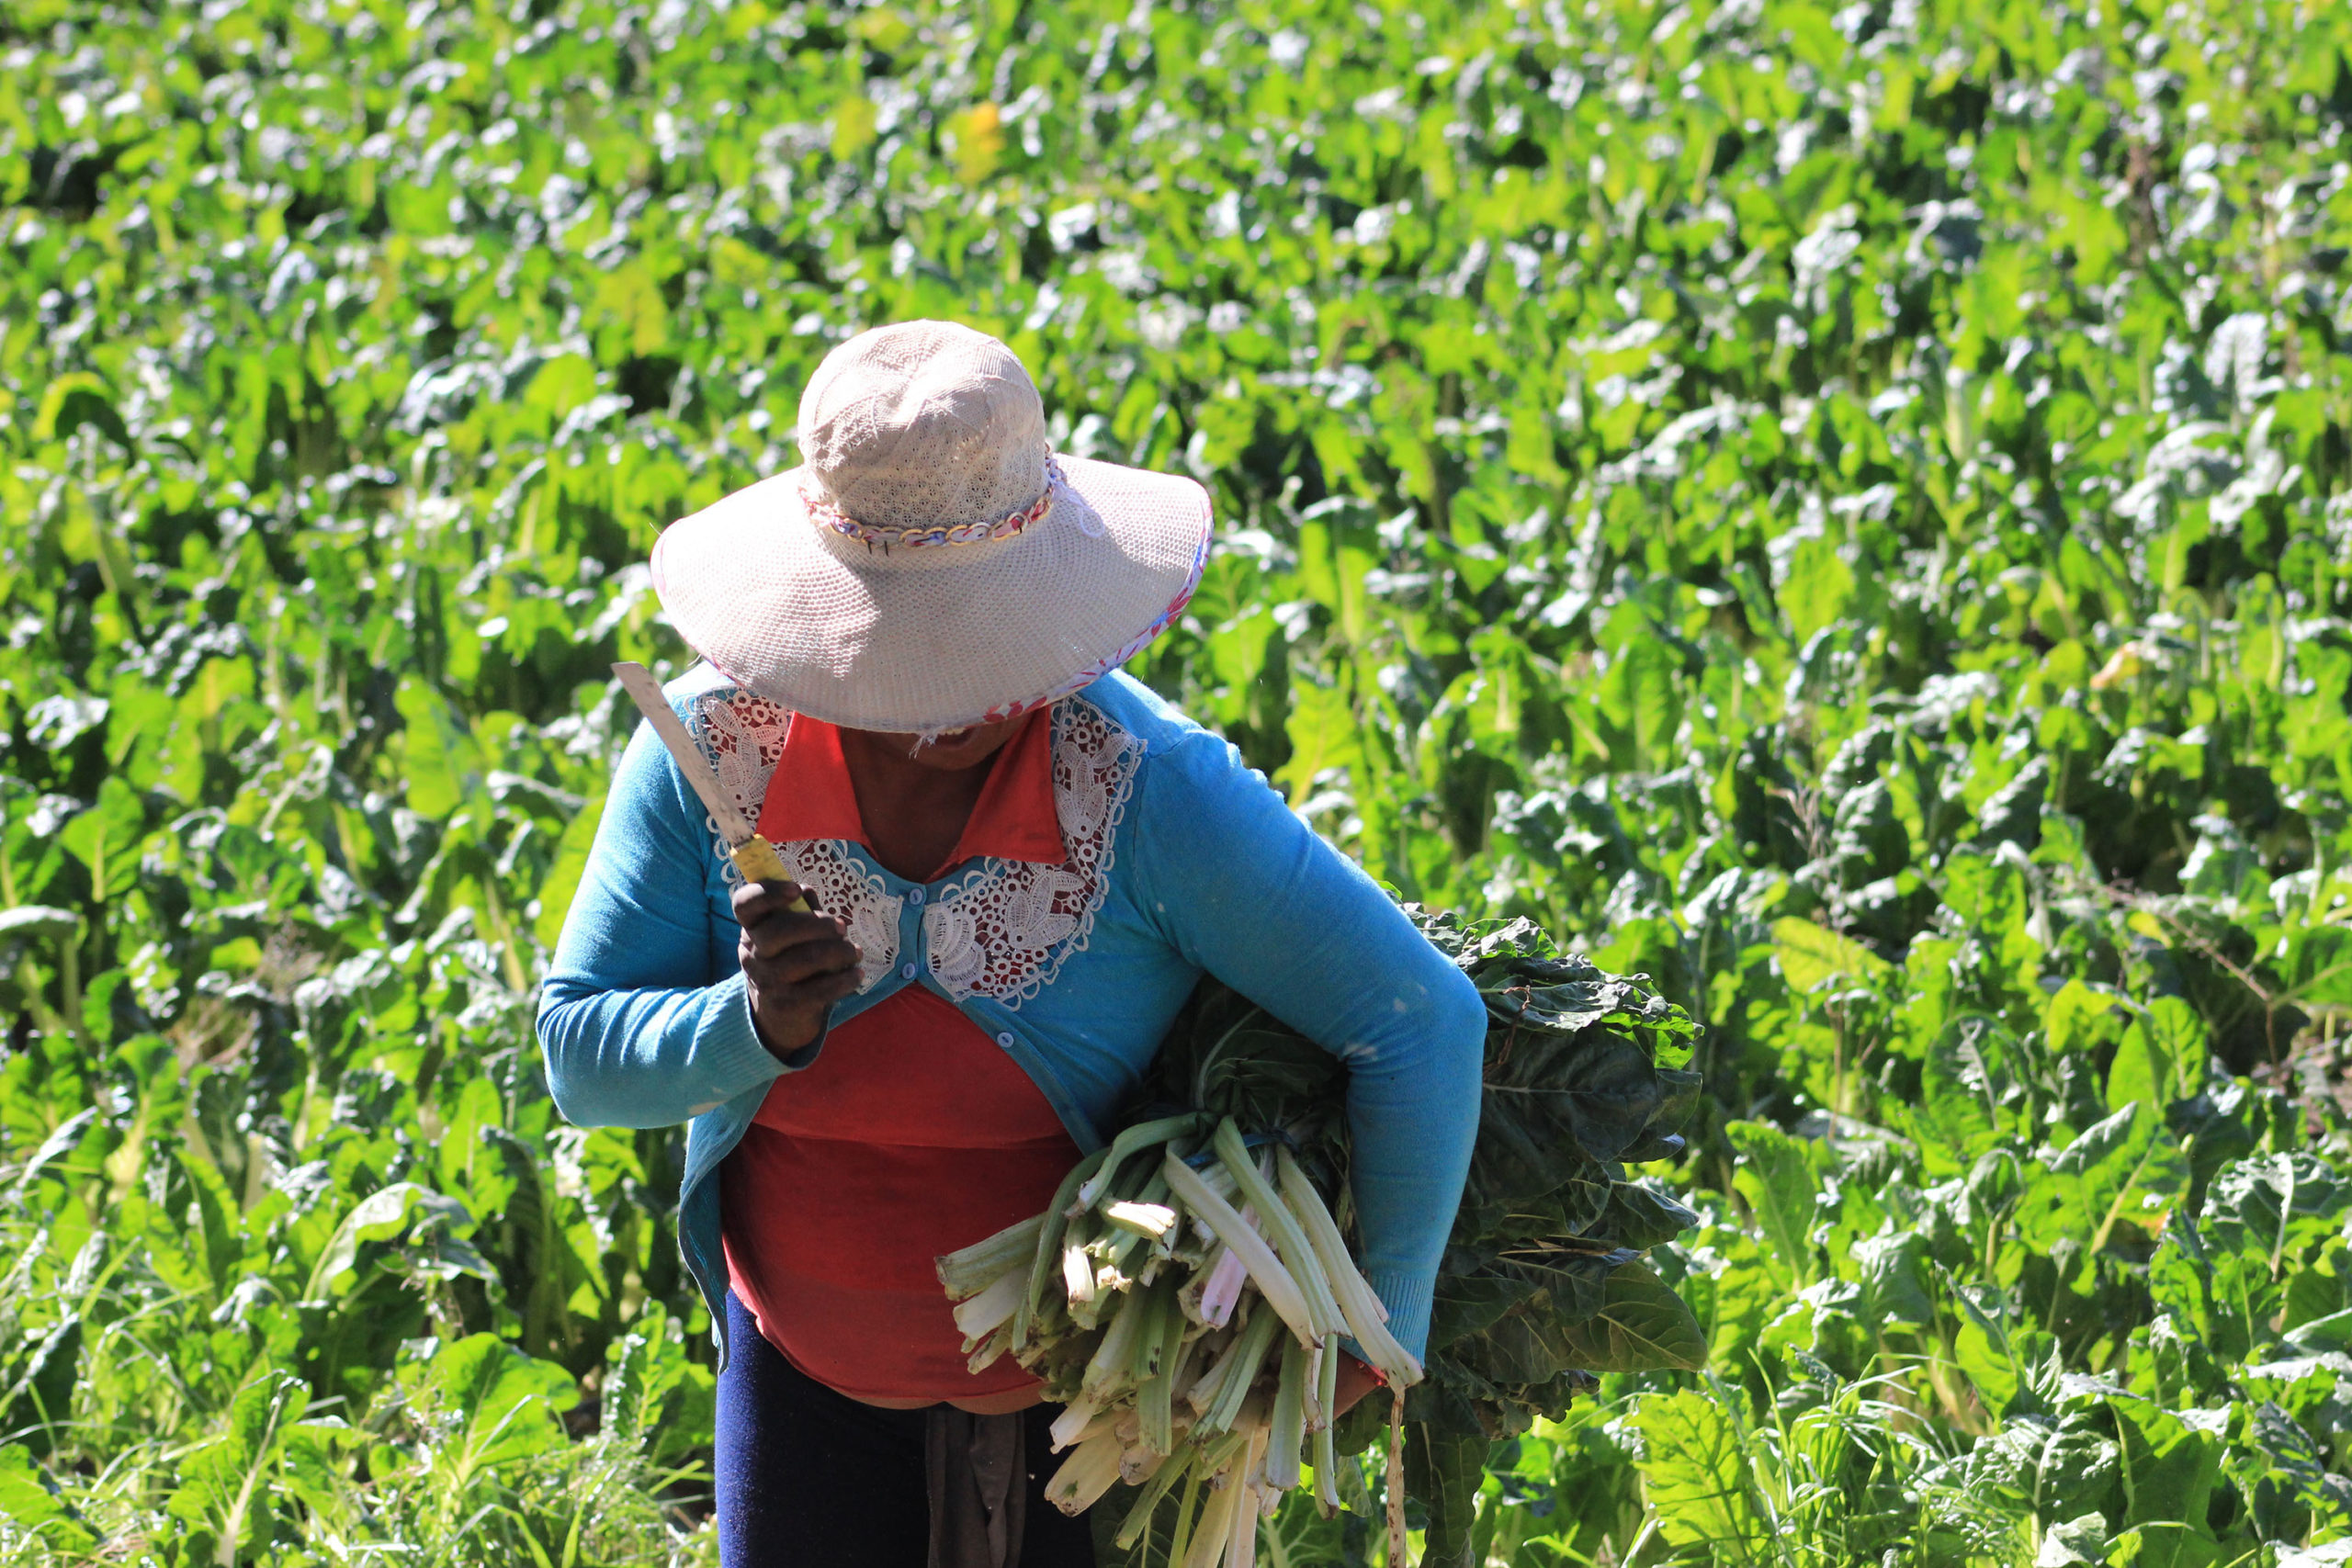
left=0, top=906, right=78, bottom=942
left=1404, top=1424, right=1488, bottom=1568
left=2109, top=997, right=2205, bottom=1112
left=1555, top=1260, right=1707, bottom=1373
left=31, top=371, right=130, bottom=448
left=2202, top=1153, right=2352, bottom=1281
left=1725, top=1119, right=1827, bottom=1287
left=531, top=788, right=605, bottom=949
left=394, top=675, right=481, bottom=820
left=1952, top=1309, right=2020, bottom=1421
left=398, top=1335, right=579, bottom=1479
left=2238, top=1402, right=2352, bottom=1544
left=1295, top=496, right=1379, bottom=645
left=2042, top=978, right=2121, bottom=1056
left=1907, top=1016, right=2017, bottom=1171
left=307, top=1182, right=480, bottom=1299
left=1777, top=530, right=1856, bottom=643
left=165, top=1370, right=307, bottom=1554
left=0, top=1317, right=82, bottom=1458
left=1851, top=1227, right=1936, bottom=1327
left=1770, top=916, right=1892, bottom=994
left=1590, top=605, right=1685, bottom=773
left=2016, top=1102, right=2190, bottom=1263
left=1631, top=1387, right=1768, bottom=1555
left=1272, top=676, right=1364, bottom=805
left=2035, top=1512, right=2111, bottom=1565
left=599, top=1302, right=711, bottom=1466
left=0, top=1444, right=93, bottom=1549
left=2108, top=1394, right=2223, bottom=1540
left=57, top=777, right=147, bottom=900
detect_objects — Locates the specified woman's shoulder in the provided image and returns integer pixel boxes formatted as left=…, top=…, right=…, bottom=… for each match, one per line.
left=1075, top=672, right=1219, bottom=760
left=1075, top=674, right=1272, bottom=812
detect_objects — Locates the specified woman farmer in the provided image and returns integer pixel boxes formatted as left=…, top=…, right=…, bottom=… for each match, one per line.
left=537, top=321, right=1485, bottom=1567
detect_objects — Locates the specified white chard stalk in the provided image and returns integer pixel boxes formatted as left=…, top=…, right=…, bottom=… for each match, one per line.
left=1050, top=1393, right=1104, bottom=1452
left=1064, top=1242, right=1098, bottom=1304
left=1275, top=1146, right=1423, bottom=1386
left=1106, top=1200, right=1181, bottom=1241
left=1182, top=1472, right=1243, bottom=1568
left=1311, top=1340, right=1342, bottom=1515
left=1045, top=1425, right=1126, bottom=1516
left=951, top=1266, right=1026, bottom=1343
left=938, top=1213, right=1046, bottom=1300
left=939, top=1117, right=1425, bottom=1567
left=1213, top=1120, right=1345, bottom=1339
left=1161, top=1153, right=1321, bottom=1348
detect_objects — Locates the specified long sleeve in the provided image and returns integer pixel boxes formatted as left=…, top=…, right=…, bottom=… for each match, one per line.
left=1127, top=731, right=1485, bottom=1360
left=536, top=715, right=799, bottom=1131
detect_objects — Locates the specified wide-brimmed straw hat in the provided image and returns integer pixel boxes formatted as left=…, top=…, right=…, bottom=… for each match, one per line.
left=651, top=321, right=1213, bottom=735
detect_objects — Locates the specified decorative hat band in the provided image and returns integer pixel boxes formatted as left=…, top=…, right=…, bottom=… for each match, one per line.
left=803, top=457, right=1066, bottom=548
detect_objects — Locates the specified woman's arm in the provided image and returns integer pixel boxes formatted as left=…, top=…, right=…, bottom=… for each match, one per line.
left=1131, top=731, right=1486, bottom=1361
left=536, top=717, right=798, bottom=1130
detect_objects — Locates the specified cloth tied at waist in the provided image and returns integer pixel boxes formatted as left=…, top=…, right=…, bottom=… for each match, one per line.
left=925, top=1405, right=1029, bottom=1568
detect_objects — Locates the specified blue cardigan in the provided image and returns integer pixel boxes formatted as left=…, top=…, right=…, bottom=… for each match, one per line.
left=537, top=666, right=1485, bottom=1369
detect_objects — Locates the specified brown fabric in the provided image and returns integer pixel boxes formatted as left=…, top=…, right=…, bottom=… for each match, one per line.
left=926, top=1406, right=1028, bottom=1568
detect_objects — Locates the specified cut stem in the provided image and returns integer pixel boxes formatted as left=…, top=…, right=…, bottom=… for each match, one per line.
left=1312, top=1337, right=1342, bottom=1513
left=1204, top=1309, right=1283, bottom=1437
left=1138, top=1287, right=1182, bottom=1456
left=1045, top=1425, right=1125, bottom=1517
left=1019, top=1147, right=1110, bottom=1351
left=1106, top=1200, right=1181, bottom=1241
left=1385, top=1389, right=1408, bottom=1568
left=938, top=1214, right=1046, bottom=1300
left=1266, top=1334, right=1307, bottom=1494
left=1074, top=1113, right=1205, bottom=1213
left=1162, top=1153, right=1320, bottom=1348
left=1117, top=1443, right=1197, bottom=1548
left=1230, top=1424, right=1271, bottom=1568
left=1214, top=1120, right=1344, bottom=1338
left=1081, top=1280, right=1154, bottom=1401
left=953, top=1265, right=1027, bottom=1343
left=1064, top=1241, right=1098, bottom=1305
left=1182, top=1464, right=1245, bottom=1568
left=1274, top=1145, right=1423, bottom=1386
left=967, top=1323, right=1012, bottom=1373
left=1050, top=1393, right=1104, bottom=1452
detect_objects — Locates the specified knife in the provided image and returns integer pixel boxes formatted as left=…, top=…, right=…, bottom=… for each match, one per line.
left=612, top=661, right=812, bottom=913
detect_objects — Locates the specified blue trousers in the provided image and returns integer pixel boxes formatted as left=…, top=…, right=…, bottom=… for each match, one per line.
left=714, top=1292, right=1097, bottom=1567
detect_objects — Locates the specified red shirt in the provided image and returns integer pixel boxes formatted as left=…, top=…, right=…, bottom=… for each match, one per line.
left=719, top=711, right=1079, bottom=1405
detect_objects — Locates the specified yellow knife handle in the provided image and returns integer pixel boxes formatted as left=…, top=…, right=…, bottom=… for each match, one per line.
left=730, top=836, right=813, bottom=913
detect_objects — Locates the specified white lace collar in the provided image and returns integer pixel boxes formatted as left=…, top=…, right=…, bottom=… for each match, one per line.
left=684, top=689, right=1144, bottom=1009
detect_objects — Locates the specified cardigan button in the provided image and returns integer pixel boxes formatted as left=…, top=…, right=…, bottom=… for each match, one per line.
left=900, top=963, right=917, bottom=980
left=908, top=887, right=925, bottom=906
left=996, top=1032, right=1015, bottom=1049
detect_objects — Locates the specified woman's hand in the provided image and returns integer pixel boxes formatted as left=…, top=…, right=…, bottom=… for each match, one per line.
left=732, top=880, right=864, bottom=1056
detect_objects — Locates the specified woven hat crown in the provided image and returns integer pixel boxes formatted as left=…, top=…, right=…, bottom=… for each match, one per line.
left=797, top=321, right=1051, bottom=534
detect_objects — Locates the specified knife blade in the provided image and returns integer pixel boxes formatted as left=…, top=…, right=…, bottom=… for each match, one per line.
left=612, top=661, right=811, bottom=911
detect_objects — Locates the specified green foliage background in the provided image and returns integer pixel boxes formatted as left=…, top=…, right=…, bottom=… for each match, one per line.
left=4, top=0, right=2352, bottom=1561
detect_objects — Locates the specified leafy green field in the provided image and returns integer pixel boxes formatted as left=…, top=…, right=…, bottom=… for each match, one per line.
left=5, top=0, right=2351, bottom=1561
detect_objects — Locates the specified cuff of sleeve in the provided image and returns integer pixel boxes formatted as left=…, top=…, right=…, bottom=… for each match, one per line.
left=1364, top=1269, right=1435, bottom=1364
left=777, top=1024, right=826, bottom=1071
left=695, top=975, right=803, bottom=1100
left=726, top=973, right=830, bottom=1075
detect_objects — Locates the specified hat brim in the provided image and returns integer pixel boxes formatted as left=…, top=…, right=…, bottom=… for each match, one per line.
left=651, top=455, right=1212, bottom=734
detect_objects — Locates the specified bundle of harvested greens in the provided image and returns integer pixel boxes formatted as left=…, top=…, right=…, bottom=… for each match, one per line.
left=935, top=908, right=1707, bottom=1566
left=939, top=1111, right=1415, bottom=1567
